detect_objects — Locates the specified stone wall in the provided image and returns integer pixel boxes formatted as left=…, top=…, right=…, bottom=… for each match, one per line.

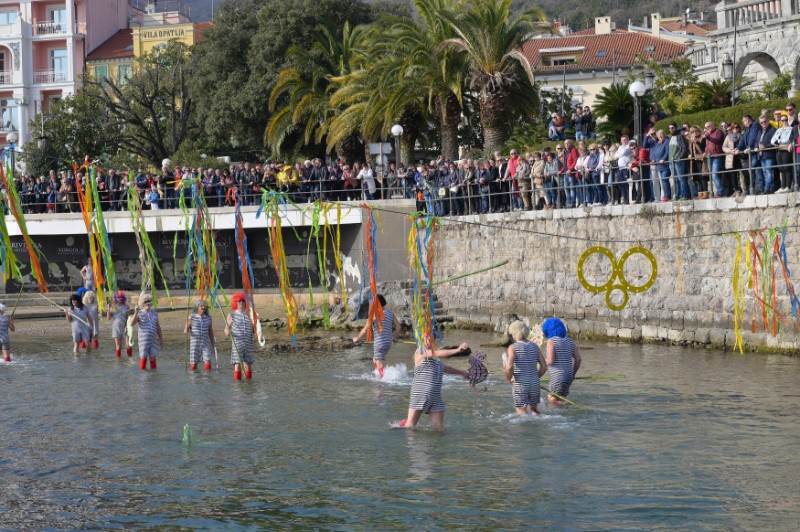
left=433, top=194, right=800, bottom=352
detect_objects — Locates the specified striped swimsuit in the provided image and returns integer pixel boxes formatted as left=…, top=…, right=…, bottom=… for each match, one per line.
left=229, top=310, right=254, bottom=365
left=87, top=304, right=99, bottom=337
left=0, top=314, right=10, bottom=350
left=548, top=337, right=576, bottom=397
left=110, top=305, right=128, bottom=340
left=409, top=356, right=445, bottom=413
left=371, top=309, right=395, bottom=361
left=70, top=307, right=91, bottom=343
left=84, top=266, right=94, bottom=290
left=511, top=341, right=541, bottom=408
left=137, top=309, right=160, bottom=358
left=189, top=313, right=212, bottom=364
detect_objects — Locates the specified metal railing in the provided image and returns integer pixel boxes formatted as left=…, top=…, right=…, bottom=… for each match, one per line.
left=8, top=148, right=800, bottom=216
left=34, top=70, right=68, bottom=84
left=0, top=71, right=12, bottom=85
left=33, top=21, right=67, bottom=36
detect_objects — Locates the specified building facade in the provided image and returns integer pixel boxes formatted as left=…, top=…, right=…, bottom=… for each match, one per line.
left=0, top=0, right=129, bottom=148
left=522, top=17, right=687, bottom=109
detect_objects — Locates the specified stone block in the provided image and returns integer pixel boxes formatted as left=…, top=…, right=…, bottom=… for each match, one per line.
left=767, top=193, right=789, bottom=208
left=642, top=324, right=659, bottom=338
left=617, top=327, right=633, bottom=339
left=709, top=328, right=727, bottom=347
left=667, top=328, right=683, bottom=342
left=606, top=326, right=618, bottom=337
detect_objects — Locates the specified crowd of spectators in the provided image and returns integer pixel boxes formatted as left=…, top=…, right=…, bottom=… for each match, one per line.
left=13, top=103, right=800, bottom=216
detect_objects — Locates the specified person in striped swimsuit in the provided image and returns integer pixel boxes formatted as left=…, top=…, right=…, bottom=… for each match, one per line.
left=503, top=321, right=547, bottom=415
left=400, top=336, right=471, bottom=430
left=80, top=258, right=95, bottom=291
left=64, top=294, right=93, bottom=355
left=224, top=292, right=254, bottom=380
left=184, top=300, right=215, bottom=371
left=131, top=292, right=163, bottom=370
left=542, top=318, right=582, bottom=404
left=82, top=290, right=100, bottom=349
left=107, top=291, right=132, bottom=357
left=0, top=303, right=15, bottom=362
left=352, top=294, right=401, bottom=378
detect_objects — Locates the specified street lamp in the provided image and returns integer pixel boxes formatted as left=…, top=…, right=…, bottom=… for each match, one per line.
left=391, top=124, right=403, bottom=168
left=644, top=70, right=655, bottom=91
left=7, top=130, right=18, bottom=175
left=628, top=81, right=647, bottom=144
left=722, top=53, right=735, bottom=105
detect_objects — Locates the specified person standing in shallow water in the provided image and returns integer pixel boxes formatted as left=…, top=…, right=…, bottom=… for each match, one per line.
left=107, top=291, right=131, bottom=357
left=131, top=293, right=163, bottom=370
left=225, top=292, right=254, bottom=381
left=400, top=336, right=471, bottom=430
left=64, top=294, right=93, bottom=355
left=504, top=321, right=547, bottom=415
left=352, top=294, right=401, bottom=379
left=184, top=299, right=215, bottom=371
left=542, top=318, right=581, bottom=403
left=80, top=257, right=95, bottom=291
left=0, top=303, right=15, bottom=362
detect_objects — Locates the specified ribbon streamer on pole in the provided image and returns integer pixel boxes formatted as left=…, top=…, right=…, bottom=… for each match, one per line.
left=127, top=181, right=171, bottom=306
left=407, top=214, right=439, bottom=350
left=360, top=205, right=384, bottom=342
left=0, top=148, right=47, bottom=292
left=232, top=187, right=264, bottom=346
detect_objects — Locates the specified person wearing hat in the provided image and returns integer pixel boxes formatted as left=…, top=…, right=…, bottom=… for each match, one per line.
left=0, top=302, right=15, bottom=362
left=82, top=290, right=101, bottom=349
left=224, top=292, right=255, bottom=380
left=131, top=292, right=163, bottom=370
left=184, top=299, right=215, bottom=371
left=107, top=291, right=132, bottom=357
left=503, top=320, right=547, bottom=415
left=65, top=294, right=93, bottom=355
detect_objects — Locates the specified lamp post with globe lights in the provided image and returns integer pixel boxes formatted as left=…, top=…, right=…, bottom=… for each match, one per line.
left=628, top=81, right=647, bottom=144
left=7, top=131, right=18, bottom=175
left=391, top=124, right=403, bottom=169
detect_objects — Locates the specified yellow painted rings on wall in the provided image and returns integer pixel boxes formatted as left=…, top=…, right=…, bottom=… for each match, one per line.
left=576, top=245, right=657, bottom=311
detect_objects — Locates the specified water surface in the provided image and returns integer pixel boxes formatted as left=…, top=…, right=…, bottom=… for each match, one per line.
left=1, top=325, right=798, bottom=530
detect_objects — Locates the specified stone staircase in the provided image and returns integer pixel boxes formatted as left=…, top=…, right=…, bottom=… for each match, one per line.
left=399, top=280, right=452, bottom=323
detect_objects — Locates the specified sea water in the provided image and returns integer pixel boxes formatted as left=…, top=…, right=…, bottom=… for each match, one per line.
left=1, top=325, right=799, bottom=529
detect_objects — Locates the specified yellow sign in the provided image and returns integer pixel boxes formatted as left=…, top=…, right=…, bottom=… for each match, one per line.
left=141, top=28, right=187, bottom=40
left=576, top=246, right=657, bottom=311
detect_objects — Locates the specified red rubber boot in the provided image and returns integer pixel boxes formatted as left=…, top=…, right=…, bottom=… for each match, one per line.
left=234, top=369, right=242, bottom=380
left=190, top=363, right=197, bottom=371
left=93, top=338, right=99, bottom=349
left=126, top=346, right=132, bottom=357
left=4, top=354, right=10, bottom=362
left=80, top=340, right=87, bottom=349
left=149, top=358, right=157, bottom=369
left=204, top=361, right=212, bottom=371
left=115, top=348, right=121, bottom=357
left=245, top=368, right=252, bottom=379
left=139, top=358, right=147, bottom=370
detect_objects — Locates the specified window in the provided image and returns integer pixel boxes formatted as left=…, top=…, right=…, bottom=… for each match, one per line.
left=94, top=65, right=108, bottom=82
left=644, top=45, right=656, bottom=52
left=551, top=58, right=576, bottom=66
left=118, top=64, right=132, bottom=85
left=49, top=48, right=67, bottom=80
left=48, top=5, right=67, bottom=25
left=0, top=10, right=17, bottom=25
left=596, top=50, right=607, bottom=57
left=0, top=98, right=18, bottom=132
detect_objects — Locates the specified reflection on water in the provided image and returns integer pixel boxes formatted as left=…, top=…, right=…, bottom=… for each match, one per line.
left=1, top=327, right=799, bottom=529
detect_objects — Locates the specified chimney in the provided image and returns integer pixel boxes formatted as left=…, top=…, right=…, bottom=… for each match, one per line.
left=595, top=16, right=612, bottom=35
left=651, top=13, right=660, bottom=38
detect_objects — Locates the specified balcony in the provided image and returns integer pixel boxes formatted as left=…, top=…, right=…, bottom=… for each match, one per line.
left=0, top=121, right=17, bottom=133
left=0, top=71, right=11, bottom=85
left=33, top=21, right=67, bottom=36
left=34, top=70, right=68, bottom=84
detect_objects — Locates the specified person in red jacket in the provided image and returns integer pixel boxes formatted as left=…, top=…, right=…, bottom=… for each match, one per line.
left=703, top=121, right=727, bottom=196
left=564, top=140, right=579, bottom=207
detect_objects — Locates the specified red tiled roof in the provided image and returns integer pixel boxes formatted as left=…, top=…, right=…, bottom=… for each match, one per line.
left=521, top=31, right=687, bottom=72
left=193, top=21, right=213, bottom=43
left=86, top=29, right=133, bottom=61
left=569, top=28, right=627, bottom=36
left=660, top=21, right=715, bottom=37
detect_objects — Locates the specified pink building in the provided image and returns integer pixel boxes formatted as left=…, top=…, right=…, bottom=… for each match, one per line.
left=0, top=0, right=129, bottom=148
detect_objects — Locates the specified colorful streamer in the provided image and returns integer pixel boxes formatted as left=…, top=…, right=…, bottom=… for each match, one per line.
left=361, top=205, right=384, bottom=342
left=231, top=187, right=263, bottom=346
left=127, top=181, right=171, bottom=306
left=407, top=214, right=440, bottom=350
left=257, top=190, right=299, bottom=341
left=0, top=149, right=47, bottom=292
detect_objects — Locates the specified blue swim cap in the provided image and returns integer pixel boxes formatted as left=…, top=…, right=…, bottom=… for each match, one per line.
left=76, top=287, right=87, bottom=297
left=542, top=317, right=567, bottom=339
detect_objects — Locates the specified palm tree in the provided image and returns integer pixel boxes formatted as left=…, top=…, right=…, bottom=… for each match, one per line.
left=439, top=0, right=549, bottom=150
left=266, top=21, right=368, bottom=160
left=687, top=78, right=753, bottom=110
left=593, top=82, right=636, bottom=140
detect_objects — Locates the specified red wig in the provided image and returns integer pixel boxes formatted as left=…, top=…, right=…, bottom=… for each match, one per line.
left=231, top=292, right=247, bottom=310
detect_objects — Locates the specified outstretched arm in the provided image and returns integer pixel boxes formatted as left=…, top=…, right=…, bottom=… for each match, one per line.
left=8, top=316, right=14, bottom=332
left=392, top=314, right=402, bottom=342
left=538, top=351, right=548, bottom=377
left=572, top=345, right=582, bottom=378
left=435, top=342, right=469, bottom=358
left=442, top=363, right=469, bottom=380
left=352, top=322, right=369, bottom=344
left=504, top=345, right=515, bottom=383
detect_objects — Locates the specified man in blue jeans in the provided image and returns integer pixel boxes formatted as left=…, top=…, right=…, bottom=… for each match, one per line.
left=754, top=115, right=777, bottom=193
left=702, top=121, right=726, bottom=197
left=735, top=114, right=762, bottom=194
